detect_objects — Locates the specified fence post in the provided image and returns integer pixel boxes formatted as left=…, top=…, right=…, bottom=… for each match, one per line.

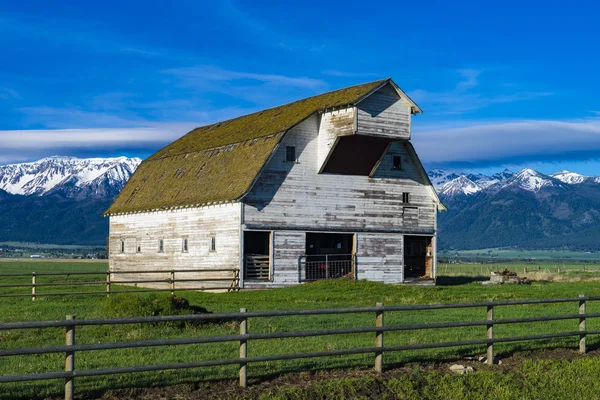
left=325, top=255, right=330, bottom=279
left=106, top=272, right=111, bottom=298
left=32, top=272, right=36, bottom=301
left=579, top=294, right=586, bottom=354
left=239, top=308, right=248, bottom=388
left=486, top=302, right=494, bottom=365
left=170, top=270, right=175, bottom=295
left=65, top=315, right=76, bottom=400
left=375, top=302, right=384, bottom=373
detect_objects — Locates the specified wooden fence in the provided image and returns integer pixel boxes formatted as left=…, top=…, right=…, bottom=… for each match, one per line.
left=440, top=264, right=600, bottom=276
left=0, top=295, right=598, bottom=399
left=0, top=268, right=240, bottom=299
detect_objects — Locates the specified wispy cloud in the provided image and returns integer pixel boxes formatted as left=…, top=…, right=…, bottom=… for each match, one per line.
left=163, top=65, right=327, bottom=107
left=413, top=117, right=600, bottom=168
left=0, top=88, right=20, bottom=100
left=165, top=66, right=325, bottom=90
left=214, top=0, right=326, bottom=52
left=0, top=13, right=193, bottom=63
left=455, top=68, right=481, bottom=91
left=321, top=70, right=381, bottom=78
left=0, top=126, right=191, bottom=164
left=409, top=68, right=553, bottom=115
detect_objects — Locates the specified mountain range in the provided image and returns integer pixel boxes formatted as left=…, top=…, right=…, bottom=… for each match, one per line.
left=0, top=156, right=599, bottom=251
left=431, top=168, right=600, bottom=251
left=0, top=156, right=141, bottom=245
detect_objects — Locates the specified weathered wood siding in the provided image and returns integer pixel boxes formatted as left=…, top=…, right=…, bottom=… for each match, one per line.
left=317, top=107, right=355, bottom=171
left=356, top=83, right=411, bottom=139
left=109, top=203, right=241, bottom=289
left=356, top=233, right=403, bottom=284
left=243, top=117, right=437, bottom=232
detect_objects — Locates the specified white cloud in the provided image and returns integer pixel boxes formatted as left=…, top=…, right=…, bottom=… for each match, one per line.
left=165, top=65, right=325, bottom=90
left=413, top=117, right=600, bottom=166
left=321, top=70, right=380, bottom=78
left=0, top=126, right=193, bottom=164
left=0, top=127, right=184, bottom=150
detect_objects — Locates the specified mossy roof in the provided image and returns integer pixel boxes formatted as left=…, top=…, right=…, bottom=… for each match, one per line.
left=105, top=79, right=390, bottom=215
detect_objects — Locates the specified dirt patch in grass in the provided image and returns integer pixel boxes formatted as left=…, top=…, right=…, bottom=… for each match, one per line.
left=91, top=348, right=598, bottom=400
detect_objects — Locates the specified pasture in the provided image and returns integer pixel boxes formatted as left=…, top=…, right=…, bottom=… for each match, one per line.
left=2, top=260, right=600, bottom=399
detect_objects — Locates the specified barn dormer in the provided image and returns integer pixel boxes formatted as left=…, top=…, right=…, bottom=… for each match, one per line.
left=317, top=80, right=421, bottom=175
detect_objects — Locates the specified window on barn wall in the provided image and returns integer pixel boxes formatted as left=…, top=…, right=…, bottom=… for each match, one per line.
left=182, top=238, right=188, bottom=253
left=285, top=146, right=296, bottom=162
left=393, top=156, right=402, bottom=170
left=210, top=236, right=216, bottom=252
left=158, top=239, right=164, bottom=253
left=136, top=239, right=141, bottom=253
left=402, top=192, right=410, bottom=203
left=120, top=240, right=125, bottom=253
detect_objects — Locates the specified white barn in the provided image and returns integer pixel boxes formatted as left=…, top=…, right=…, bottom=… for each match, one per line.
left=105, top=79, right=446, bottom=289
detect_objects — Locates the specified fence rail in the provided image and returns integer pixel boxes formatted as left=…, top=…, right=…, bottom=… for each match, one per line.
left=440, top=263, right=600, bottom=276
left=1, top=295, right=598, bottom=399
left=0, top=268, right=240, bottom=299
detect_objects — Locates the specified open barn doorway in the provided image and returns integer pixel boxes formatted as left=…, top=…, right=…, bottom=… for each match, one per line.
left=244, top=231, right=271, bottom=281
left=304, top=232, right=355, bottom=281
left=404, top=235, right=433, bottom=279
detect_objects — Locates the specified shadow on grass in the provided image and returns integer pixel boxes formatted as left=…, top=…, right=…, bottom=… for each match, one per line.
left=436, top=276, right=488, bottom=286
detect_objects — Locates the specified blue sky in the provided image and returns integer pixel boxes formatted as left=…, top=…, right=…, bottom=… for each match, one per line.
left=1, top=0, right=600, bottom=175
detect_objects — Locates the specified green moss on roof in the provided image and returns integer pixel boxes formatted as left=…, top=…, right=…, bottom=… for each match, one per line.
left=105, top=79, right=389, bottom=215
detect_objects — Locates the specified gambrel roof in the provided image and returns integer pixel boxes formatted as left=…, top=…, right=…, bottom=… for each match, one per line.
left=105, top=79, right=427, bottom=215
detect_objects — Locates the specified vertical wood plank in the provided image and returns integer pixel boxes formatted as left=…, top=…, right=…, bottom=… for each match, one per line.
left=375, top=302, right=384, bottom=373
left=65, top=315, right=76, bottom=400
left=486, top=304, right=494, bottom=365
left=31, top=272, right=36, bottom=301
left=106, top=272, right=111, bottom=297
left=579, top=294, right=586, bottom=354
left=239, top=308, right=248, bottom=388
left=170, top=271, right=175, bottom=295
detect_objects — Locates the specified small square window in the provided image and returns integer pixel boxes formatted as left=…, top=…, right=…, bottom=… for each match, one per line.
left=285, top=146, right=296, bottom=162
left=182, top=238, right=189, bottom=253
left=402, top=192, right=410, bottom=203
left=392, top=156, right=402, bottom=170
left=120, top=240, right=125, bottom=253
left=158, top=239, right=164, bottom=253
left=210, top=236, right=216, bottom=252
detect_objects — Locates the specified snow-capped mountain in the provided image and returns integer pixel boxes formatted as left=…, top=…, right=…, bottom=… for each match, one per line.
left=550, top=170, right=599, bottom=185
left=497, top=168, right=565, bottom=193
left=428, top=169, right=461, bottom=188
left=0, top=156, right=141, bottom=198
left=428, top=167, right=600, bottom=197
left=439, top=176, right=483, bottom=197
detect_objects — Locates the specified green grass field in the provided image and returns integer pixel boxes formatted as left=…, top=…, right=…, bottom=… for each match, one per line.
left=1, top=260, right=600, bottom=399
